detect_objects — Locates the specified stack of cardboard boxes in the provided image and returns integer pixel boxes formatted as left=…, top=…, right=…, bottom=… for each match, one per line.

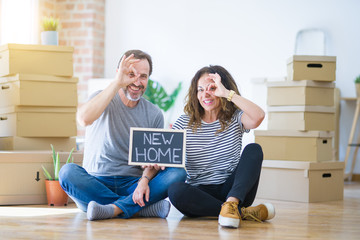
left=0, top=44, right=82, bottom=205
left=255, top=55, right=344, bottom=202
left=0, top=44, right=78, bottom=150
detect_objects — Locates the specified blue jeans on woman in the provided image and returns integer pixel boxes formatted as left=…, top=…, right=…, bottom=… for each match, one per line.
left=59, top=163, right=186, bottom=218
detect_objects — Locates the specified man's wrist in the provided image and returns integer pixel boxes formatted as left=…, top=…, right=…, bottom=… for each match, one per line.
left=138, top=176, right=150, bottom=184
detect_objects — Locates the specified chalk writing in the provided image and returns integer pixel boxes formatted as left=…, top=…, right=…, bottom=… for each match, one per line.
left=128, top=128, right=186, bottom=168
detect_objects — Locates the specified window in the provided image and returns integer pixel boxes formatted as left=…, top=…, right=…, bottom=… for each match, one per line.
left=0, top=0, right=38, bottom=45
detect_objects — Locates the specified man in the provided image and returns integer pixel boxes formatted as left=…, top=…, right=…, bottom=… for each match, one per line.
left=59, top=50, right=186, bottom=221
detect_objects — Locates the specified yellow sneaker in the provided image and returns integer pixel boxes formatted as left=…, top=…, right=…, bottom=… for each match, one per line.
left=241, top=203, right=275, bottom=223
left=218, top=201, right=241, bottom=228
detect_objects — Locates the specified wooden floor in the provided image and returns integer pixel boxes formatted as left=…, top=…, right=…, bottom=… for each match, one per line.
left=0, top=182, right=360, bottom=240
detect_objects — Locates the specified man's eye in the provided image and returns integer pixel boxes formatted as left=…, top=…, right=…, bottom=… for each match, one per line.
left=129, top=73, right=135, bottom=77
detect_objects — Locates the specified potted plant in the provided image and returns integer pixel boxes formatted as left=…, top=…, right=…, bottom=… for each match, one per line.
left=41, top=16, right=60, bottom=45
left=355, top=75, right=360, bottom=98
left=143, top=79, right=182, bottom=112
left=42, top=144, right=74, bottom=206
left=143, top=79, right=182, bottom=128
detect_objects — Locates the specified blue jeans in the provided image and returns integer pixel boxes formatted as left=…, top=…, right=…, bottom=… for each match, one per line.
left=59, top=163, right=186, bottom=218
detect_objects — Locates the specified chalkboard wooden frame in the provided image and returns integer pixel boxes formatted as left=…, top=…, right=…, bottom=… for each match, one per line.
left=128, top=127, right=186, bottom=168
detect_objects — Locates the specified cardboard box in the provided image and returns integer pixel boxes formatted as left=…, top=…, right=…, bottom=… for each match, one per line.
left=267, top=80, right=335, bottom=106
left=254, top=130, right=334, bottom=161
left=0, top=151, right=83, bottom=205
left=0, top=74, right=78, bottom=108
left=0, top=106, right=77, bottom=137
left=0, top=44, right=73, bottom=77
left=0, top=137, right=76, bottom=151
left=287, top=55, right=336, bottom=82
left=268, top=106, right=335, bottom=131
left=257, top=160, right=344, bottom=202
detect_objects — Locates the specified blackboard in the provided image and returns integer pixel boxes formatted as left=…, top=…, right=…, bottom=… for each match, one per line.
left=128, top=127, right=186, bottom=168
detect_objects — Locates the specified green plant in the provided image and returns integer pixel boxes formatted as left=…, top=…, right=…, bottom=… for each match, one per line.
left=42, top=145, right=74, bottom=181
left=144, top=79, right=182, bottom=112
left=355, top=75, right=360, bottom=84
left=41, top=16, right=60, bottom=31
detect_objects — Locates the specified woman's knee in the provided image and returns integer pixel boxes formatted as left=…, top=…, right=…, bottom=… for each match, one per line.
left=168, top=181, right=188, bottom=203
left=244, top=143, right=262, bottom=152
left=243, top=143, right=263, bottom=159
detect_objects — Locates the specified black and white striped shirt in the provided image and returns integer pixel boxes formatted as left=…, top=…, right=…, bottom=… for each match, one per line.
left=172, top=110, right=249, bottom=186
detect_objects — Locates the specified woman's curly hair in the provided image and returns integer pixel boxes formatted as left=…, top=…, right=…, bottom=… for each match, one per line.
left=184, top=65, right=241, bottom=133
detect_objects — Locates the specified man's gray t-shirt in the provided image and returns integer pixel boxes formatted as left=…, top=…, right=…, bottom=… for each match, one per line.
left=82, top=90, right=164, bottom=177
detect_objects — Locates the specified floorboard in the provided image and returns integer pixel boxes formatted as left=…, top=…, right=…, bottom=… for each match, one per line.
left=0, top=182, right=359, bottom=240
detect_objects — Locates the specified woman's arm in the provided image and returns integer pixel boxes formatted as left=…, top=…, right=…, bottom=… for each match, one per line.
left=228, top=93, right=265, bottom=129
left=208, top=73, right=265, bottom=130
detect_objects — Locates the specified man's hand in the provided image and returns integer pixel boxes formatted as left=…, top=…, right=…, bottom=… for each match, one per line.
left=142, top=164, right=165, bottom=171
left=132, top=165, right=164, bottom=207
left=132, top=178, right=150, bottom=207
left=115, top=54, right=141, bottom=88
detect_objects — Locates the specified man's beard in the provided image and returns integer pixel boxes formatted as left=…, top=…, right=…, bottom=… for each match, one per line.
left=123, top=85, right=144, bottom=101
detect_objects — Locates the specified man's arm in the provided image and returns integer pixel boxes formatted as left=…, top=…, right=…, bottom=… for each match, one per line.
left=132, top=166, right=160, bottom=207
left=77, top=54, right=141, bottom=127
left=77, top=81, right=122, bottom=126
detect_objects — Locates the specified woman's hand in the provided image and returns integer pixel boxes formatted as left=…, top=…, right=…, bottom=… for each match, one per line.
left=132, top=178, right=150, bottom=207
left=207, top=73, right=229, bottom=98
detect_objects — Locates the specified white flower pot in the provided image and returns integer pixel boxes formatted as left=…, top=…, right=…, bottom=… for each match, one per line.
left=41, top=31, right=58, bottom=45
left=356, top=83, right=360, bottom=98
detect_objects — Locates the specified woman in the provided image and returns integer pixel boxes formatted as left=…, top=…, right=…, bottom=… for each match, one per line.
left=168, top=65, right=275, bottom=228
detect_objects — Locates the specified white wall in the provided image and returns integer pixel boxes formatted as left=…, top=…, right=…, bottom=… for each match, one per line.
left=104, top=0, right=360, bottom=173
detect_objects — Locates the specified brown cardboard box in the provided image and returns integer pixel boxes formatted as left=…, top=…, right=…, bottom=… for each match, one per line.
left=0, top=74, right=78, bottom=108
left=0, top=151, right=83, bottom=205
left=0, top=137, right=76, bottom=151
left=0, top=106, right=77, bottom=137
left=254, top=130, right=333, bottom=161
left=256, top=160, right=344, bottom=202
left=287, top=55, right=336, bottom=82
left=267, top=80, right=335, bottom=106
left=0, top=44, right=73, bottom=77
left=268, top=106, right=335, bottom=131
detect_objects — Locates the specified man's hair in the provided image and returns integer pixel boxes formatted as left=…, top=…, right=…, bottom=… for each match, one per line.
left=184, top=65, right=240, bottom=133
left=117, top=49, right=153, bottom=76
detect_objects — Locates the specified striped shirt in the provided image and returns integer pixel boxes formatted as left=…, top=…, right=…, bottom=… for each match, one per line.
left=172, top=110, right=249, bottom=186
